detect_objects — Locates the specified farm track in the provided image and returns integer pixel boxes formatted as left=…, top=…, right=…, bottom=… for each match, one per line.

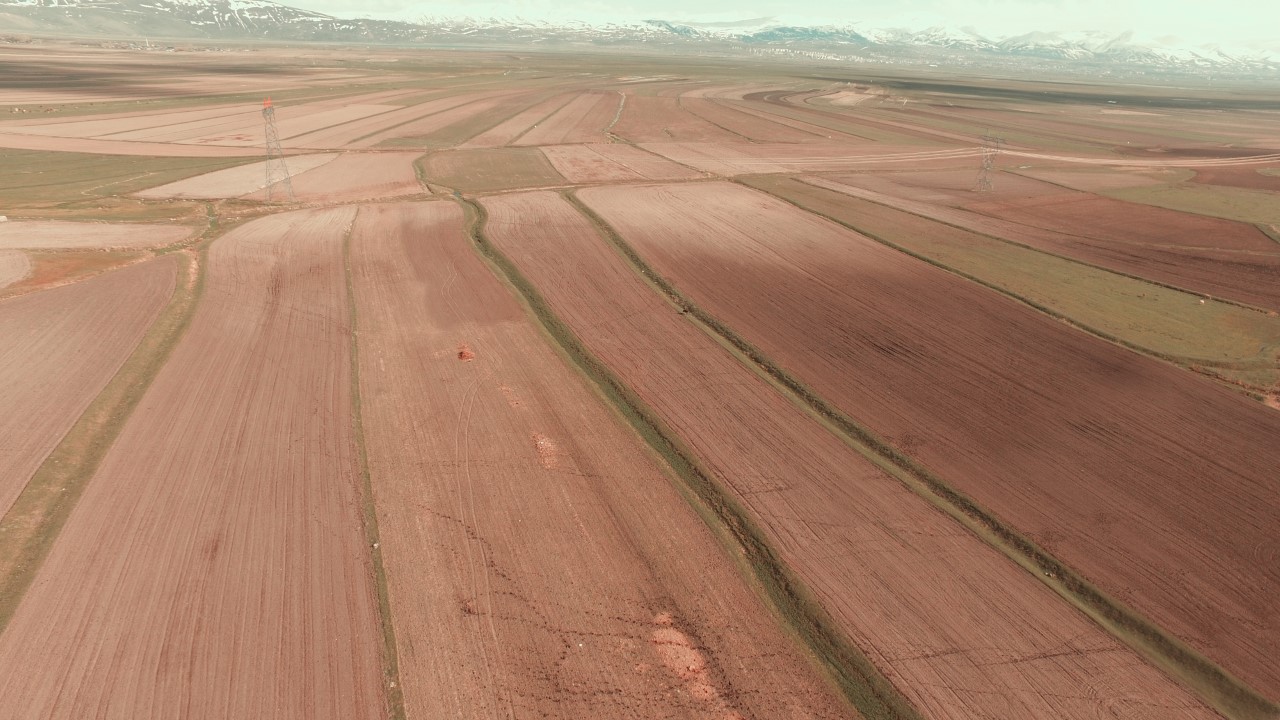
left=576, top=181, right=1280, bottom=719
left=349, top=199, right=854, bottom=720
left=482, top=189, right=1225, bottom=720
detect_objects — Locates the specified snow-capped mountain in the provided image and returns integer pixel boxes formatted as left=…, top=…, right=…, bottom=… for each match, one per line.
left=0, top=0, right=415, bottom=41
left=1, top=0, right=1275, bottom=76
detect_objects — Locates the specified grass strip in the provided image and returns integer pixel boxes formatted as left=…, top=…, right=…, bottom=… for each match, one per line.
left=570, top=187, right=1279, bottom=720
left=0, top=245, right=205, bottom=631
left=457, top=196, right=922, bottom=720
left=342, top=210, right=407, bottom=720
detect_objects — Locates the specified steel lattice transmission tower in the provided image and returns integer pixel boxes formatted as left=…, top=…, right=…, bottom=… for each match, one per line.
left=975, top=133, right=1003, bottom=192
left=262, top=97, right=294, bottom=202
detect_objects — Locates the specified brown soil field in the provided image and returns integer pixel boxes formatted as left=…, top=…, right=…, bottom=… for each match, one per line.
left=421, top=147, right=566, bottom=191
left=350, top=94, right=515, bottom=149
left=0, top=249, right=145, bottom=297
left=0, top=220, right=195, bottom=249
left=805, top=176, right=1280, bottom=310
left=539, top=143, right=703, bottom=183
left=578, top=181, right=1280, bottom=701
left=240, top=152, right=423, bottom=203
left=512, top=90, right=620, bottom=146
left=1014, top=166, right=1190, bottom=192
left=540, top=144, right=643, bottom=181
left=0, top=103, right=251, bottom=139
left=15, top=91, right=411, bottom=150
left=959, top=191, right=1278, bottom=253
left=611, top=96, right=747, bottom=143
left=483, top=190, right=1219, bottom=720
left=709, top=100, right=872, bottom=142
left=0, top=250, right=29, bottom=290
left=640, top=143, right=977, bottom=175
left=349, top=200, right=851, bottom=720
left=285, top=91, right=508, bottom=149
left=680, top=98, right=828, bottom=143
left=458, top=93, right=577, bottom=148
left=190, top=105, right=403, bottom=148
left=0, top=208, right=387, bottom=719
left=0, top=257, right=176, bottom=515
left=1192, top=167, right=1280, bottom=191
left=134, top=153, right=339, bottom=199
left=0, top=131, right=265, bottom=157
left=588, top=142, right=706, bottom=179
left=745, top=175, right=1280, bottom=373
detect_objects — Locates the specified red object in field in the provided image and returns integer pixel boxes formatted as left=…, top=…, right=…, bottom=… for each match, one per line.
left=263, top=97, right=273, bottom=109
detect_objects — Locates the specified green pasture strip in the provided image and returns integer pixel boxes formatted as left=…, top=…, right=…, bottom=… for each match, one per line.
left=1107, top=182, right=1280, bottom=226
left=0, top=149, right=251, bottom=207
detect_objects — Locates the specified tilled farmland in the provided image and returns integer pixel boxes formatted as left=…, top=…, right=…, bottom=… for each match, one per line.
left=1, top=41, right=1278, bottom=720
left=575, top=181, right=1280, bottom=702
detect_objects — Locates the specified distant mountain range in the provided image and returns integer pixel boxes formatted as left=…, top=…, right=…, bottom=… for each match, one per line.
left=2, top=0, right=1276, bottom=77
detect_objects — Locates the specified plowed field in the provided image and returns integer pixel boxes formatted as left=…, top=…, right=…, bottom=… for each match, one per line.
left=540, top=144, right=703, bottom=183
left=640, top=143, right=977, bottom=175
left=512, top=91, right=618, bottom=145
left=135, top=153, right=339, bottom=199
left=0, top=209, right=387, bottom=719
left=804, top=176, right=1280, bottom=310
left=0, top=257, right=176, bottom=515
left=578, top=181, right=1280, bottom=701
left=482, top=190, right=1219, bottom=720
left=240, top=152, right=423, bottom=202
left=458, top=93, right=575, bottom=148
left=349, top=201, right=850, bottom=720
left=680, top=98, right=826, bottom=143
left=612, top=96, right=746, bottom=143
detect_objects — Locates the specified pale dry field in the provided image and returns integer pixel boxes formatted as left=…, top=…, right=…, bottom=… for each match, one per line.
left=0, top=221, right=195, bottom=249
left=0, top=258, right=176, bottom=515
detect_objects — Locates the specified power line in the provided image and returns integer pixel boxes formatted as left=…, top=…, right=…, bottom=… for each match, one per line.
left=262, top=97, right=294, bottom=202
left=975, top=133, right=1003, bottom=192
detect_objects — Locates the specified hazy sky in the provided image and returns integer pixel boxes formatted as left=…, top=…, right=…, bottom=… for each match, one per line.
left=286, top=0, right=1277, bottom=52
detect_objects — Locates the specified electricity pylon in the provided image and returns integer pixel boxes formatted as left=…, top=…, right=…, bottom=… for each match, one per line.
left=975, top=133, right=1003, bottom=192
left=262, top=97, right=294, bottom=202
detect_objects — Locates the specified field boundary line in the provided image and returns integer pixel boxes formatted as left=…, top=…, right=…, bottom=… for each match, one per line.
left=456, top=193, right=921, bottom=720
left=585, top=179, right=1277, bottom=720
left=342, top=209, right=406, bottom=720
left=747, top=177, right=1278, bottom=387
left=0, top=223, right=215, bottom=631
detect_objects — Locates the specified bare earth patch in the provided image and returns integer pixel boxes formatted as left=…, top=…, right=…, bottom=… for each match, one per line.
left=0, top=221, right=194, bottom=250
